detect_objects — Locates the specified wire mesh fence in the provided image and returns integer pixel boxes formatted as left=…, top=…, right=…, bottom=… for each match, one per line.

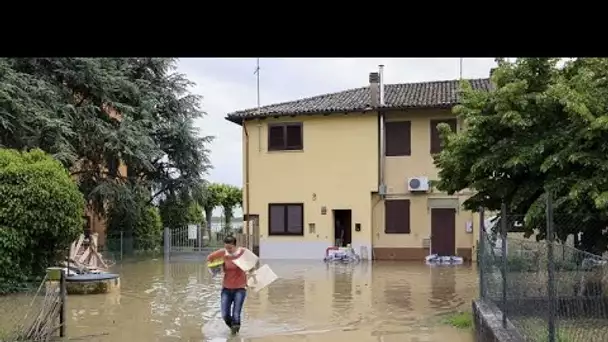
left=0, top=279, right=44, bottom=340
left=101, top=231, right=133, bottom=263
left=479, top=199, right=608, bottom=342
left=0, top=274, right=66, bottom=341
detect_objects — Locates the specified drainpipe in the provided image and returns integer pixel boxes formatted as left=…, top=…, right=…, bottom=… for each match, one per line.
left=369, top=72, right=383, bottom=198
left=257, top=122, right=262, bottom=152
left=244, top=121, right=251, bottom=246
left=378, top=65, right=386, bottom=199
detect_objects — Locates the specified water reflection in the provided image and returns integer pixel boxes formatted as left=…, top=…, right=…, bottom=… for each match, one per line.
left=428, top=265, right=460, bottom=310
left=1, top=259, right=477, bottom=341
left=332, top=265, right=354, bottom=312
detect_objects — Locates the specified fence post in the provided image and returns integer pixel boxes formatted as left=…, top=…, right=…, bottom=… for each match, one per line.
left=59, top=270, right=66, bottom=337
left=501, top=202, right=508, bottom=328
left=546, top=192, right=556, bottom=342
left=120, top=231, right=124, bottom=261
left=164, top=227, right=170, bottom=263
left=479, top=206, right=486, bottom=298
left=198, top=224, right=201, bottom=251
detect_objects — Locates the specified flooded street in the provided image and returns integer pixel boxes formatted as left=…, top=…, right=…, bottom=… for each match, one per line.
left=7, top=260, right=477, bottom=341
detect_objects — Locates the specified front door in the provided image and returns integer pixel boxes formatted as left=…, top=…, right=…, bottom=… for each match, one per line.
left=333, top=210, right=352, bottom=247
left=431, top=208, right=456, bottom=256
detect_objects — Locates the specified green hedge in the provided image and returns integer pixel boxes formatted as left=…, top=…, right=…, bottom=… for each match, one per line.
left=0, top=149, right=84, bottom=294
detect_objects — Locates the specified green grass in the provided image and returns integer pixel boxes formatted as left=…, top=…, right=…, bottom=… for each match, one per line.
left=516, top=318, right=574, bottom=342
left=442, top=311, right=474, bottom=330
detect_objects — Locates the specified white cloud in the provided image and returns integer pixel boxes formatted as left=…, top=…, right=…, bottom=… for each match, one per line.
left=176, top=58, right=497, bottom=217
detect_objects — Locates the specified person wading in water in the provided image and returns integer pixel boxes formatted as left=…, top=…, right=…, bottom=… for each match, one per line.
left=207, top=235, right=254, bottom=335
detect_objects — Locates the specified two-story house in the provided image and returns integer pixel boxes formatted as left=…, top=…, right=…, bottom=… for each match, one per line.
left=226, top=69, right=492, bottom=261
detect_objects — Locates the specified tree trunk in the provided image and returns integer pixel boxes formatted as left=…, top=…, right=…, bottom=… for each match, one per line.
left=224, top=207, right=233, bottom=234
left=204, top=208, right=213, bottom=242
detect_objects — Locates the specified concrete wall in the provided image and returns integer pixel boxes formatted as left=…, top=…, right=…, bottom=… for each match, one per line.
left=472, top=299, right=525, bottom=342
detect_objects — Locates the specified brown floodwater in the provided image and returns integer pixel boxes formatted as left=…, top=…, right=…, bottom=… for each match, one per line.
left=2, top=259, right=478, bottom=342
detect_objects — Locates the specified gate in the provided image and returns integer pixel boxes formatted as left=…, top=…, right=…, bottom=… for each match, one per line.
left=164, top=225, right=210, bottom=258
left=162, top=223, right=260, bottom=259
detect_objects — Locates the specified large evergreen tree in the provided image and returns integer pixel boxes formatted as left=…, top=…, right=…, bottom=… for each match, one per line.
left=0, top=58, right=212, bottom=226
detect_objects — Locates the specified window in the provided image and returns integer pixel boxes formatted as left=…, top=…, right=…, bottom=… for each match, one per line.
left=385, top=121, right=411, bottom=156
left=268, top=203, right=304, bottom=235
left=268, top=123, right=303, bottom=151
left=430, top=119, right=457, bottom=154
left=83, top=215, right=92, bottom=238
left=107, top=157, right=119, bottom=176
left=385, top=199, right=410, bottom=234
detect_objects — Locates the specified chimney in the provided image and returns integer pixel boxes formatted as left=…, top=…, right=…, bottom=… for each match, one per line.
left=369, top=72, right=380, bottom=107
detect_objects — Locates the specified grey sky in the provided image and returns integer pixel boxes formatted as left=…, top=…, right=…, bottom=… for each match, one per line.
left=177, top=58, right=497, bottom=217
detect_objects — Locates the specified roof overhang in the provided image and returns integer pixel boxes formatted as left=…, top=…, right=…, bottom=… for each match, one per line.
left=224, top=103, right=456, bottom=126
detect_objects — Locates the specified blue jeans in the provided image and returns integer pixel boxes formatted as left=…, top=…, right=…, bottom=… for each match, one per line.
left=220, top=288, right=247, bottom=327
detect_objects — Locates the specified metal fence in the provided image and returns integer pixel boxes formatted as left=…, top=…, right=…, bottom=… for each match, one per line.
left=102, top=228, right=251, bottom=261
left=103, top=231, right=137, bottom=262
left=209, top=220, right=244, bottom=235
left=479, top=196, right=608, bottom=342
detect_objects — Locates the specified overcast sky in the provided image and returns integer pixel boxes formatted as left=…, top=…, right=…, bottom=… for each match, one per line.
left=176, top=58, right=497, bottom=217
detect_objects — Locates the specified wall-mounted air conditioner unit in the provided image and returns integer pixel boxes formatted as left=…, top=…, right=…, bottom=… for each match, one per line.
left=407, top=177, right=430, bottom=192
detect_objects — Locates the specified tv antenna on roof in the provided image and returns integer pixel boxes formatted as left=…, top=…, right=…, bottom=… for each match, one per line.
left=254, top=58, right=261, bottom=114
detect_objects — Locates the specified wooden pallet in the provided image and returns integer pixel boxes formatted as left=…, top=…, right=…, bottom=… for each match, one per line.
left=66, top=233, right=112, bottom=273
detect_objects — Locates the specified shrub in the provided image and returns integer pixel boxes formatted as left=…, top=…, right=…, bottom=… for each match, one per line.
left=187, top=202, right=204, bottom=225
left=133, top=205, right=163, bottom=251
left=0, top=148, right=84, bottom=293
left=505, top=253, right=540, bottom=272
left=159, top=194, right=203, bottom=230
left=107, top=191, right=164, bottom=252
left=159, top=194, right=187, bottom=230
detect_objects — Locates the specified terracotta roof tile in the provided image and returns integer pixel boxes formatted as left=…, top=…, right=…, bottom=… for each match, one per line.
left=226, top=78, right=492, bottom=124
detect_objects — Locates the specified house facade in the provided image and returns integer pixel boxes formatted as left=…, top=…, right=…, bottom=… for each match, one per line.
left=226, top=70, right=492, bottom=261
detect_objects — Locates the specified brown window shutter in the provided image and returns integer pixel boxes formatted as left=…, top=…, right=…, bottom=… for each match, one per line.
left=447, top=119, right=457, bottom=133
left=384, top=199, right=410, bottom=234
left=285, top=124, right=303, bottom=150
left=430, top=119, right=457, bottom=154
left=268, top=125, right=285, bottom=150
left=385, top=121, right=411, bottom=156
left=107, top=157, right=119, bottom=176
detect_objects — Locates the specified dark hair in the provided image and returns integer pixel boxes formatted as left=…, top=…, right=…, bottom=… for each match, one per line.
left=223, top=235, right=237, bottom=245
